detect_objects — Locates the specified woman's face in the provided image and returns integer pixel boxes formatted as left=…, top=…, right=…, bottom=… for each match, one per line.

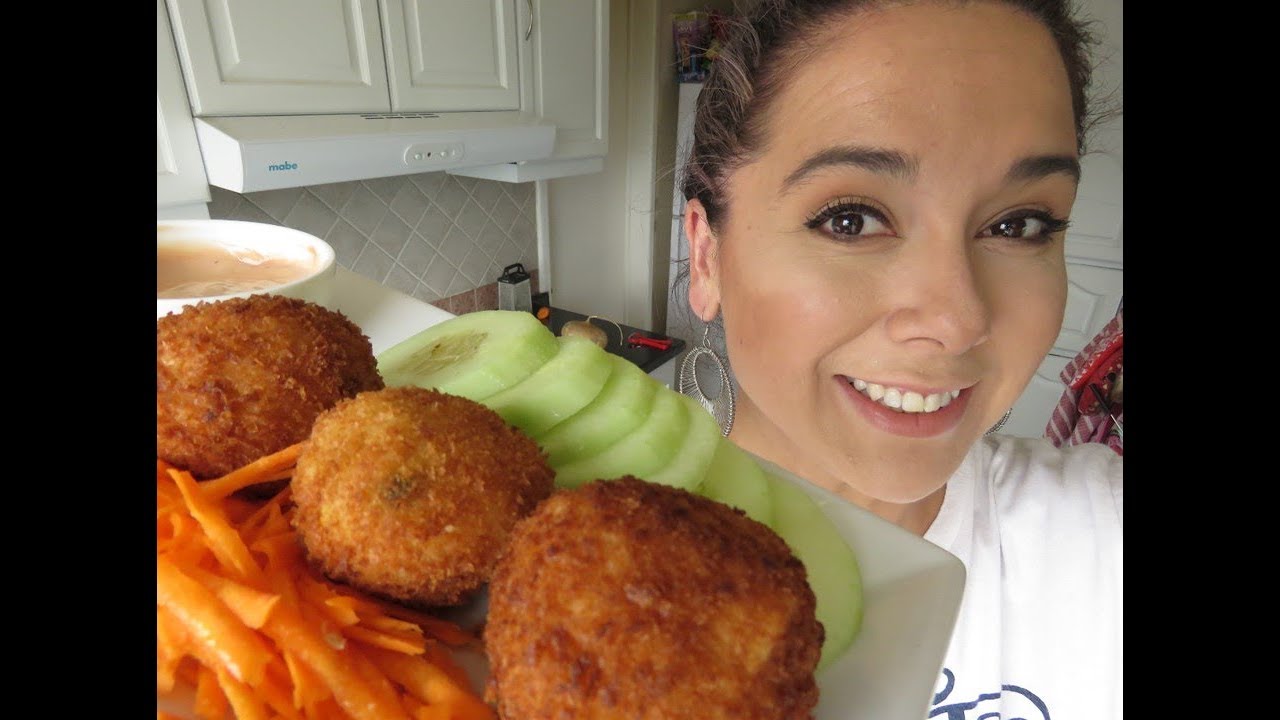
left=687, top=1, right=1078, bottom=514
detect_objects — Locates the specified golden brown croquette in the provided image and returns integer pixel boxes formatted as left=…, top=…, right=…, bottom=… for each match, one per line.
left=290, top=386, right=555, bottom=607
left=485, top=476, right=823, bottom=720
left=156, top=294, right=383, bottom=479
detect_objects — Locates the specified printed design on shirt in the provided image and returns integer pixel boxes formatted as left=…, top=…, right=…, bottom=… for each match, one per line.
left=929, top=667, right=1051, bottom=720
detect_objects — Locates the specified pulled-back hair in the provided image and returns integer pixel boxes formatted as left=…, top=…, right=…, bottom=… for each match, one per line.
left=682, top=0, right=1105, bottom=230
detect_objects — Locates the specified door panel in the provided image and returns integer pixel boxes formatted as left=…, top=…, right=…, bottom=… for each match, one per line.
left=166, top=0, right=390, bottom=115
left=383, top=0, right=520, bottom=111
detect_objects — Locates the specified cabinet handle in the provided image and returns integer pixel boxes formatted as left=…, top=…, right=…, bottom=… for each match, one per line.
left=525, top=0, right=533, bottom=41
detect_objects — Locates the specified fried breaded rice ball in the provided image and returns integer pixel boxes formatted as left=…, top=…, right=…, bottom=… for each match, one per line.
left=291, top=386, right=555, bottom=607
left=157, top=294, right=383, bottom=479
left=485, top=476, right=823, bottom=720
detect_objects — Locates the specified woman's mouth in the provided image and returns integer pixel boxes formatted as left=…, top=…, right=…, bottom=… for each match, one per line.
left=839, top=376, right=971, bottom=438
left=846, top=377, right=963, bottom=414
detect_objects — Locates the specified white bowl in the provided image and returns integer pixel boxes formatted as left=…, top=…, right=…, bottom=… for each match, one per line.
left=157, top=220, right=337, bottom=319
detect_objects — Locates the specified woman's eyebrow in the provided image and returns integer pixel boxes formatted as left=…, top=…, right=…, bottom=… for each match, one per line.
left=779, top=145, right=919, bottom=195
left=778, top=147, right=1081, bottom=195
left=1006, top=154, right=1080, bottom=184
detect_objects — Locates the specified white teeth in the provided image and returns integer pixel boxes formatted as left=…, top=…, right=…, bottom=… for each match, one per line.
left=847, top=377, right=964, bottom=414
left=901, top=391, right=924, bottom=413
left=882, top=387, right=903, bottom=409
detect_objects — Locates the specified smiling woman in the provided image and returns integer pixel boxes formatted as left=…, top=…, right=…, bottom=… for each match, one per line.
left=677, top=1, right=1122, bottom=718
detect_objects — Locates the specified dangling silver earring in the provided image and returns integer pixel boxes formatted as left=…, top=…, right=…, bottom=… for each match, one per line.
left=678, top=323, right=736, bottom=436
left=985, top=409, right=1012, bottom=436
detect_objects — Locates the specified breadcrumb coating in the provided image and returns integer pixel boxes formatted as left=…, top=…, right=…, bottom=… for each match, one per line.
left=156, top=294, right=383, bottom=479
left=291, top=386, right=555, bottom=607
left=486, top=476, right=822, bottom=720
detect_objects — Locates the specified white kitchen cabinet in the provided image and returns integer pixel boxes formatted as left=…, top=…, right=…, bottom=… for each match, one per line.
left=999, top=261, right=1122, bottom=440
left=381, top=0, right=521, bottom=112
left=525, top=0, right=609, bottom=159
left=165, top=0, right=548, bottom=117
left=1002, top=259, right=1121, bottom=440
left=1063, top=151, right=1123, bottom=267
left=164, top=0, right=392, bottom=116
left=157, top=0, right=210, bottom=214
left=1003, top=352, right=1072, bottom=440
left=451, top=0, right=610, bottom=181
left=1054, top=263, right=1123, bottom=357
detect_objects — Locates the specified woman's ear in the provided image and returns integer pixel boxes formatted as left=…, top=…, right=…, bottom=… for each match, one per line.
left=685, top=198, right=721, bottom=323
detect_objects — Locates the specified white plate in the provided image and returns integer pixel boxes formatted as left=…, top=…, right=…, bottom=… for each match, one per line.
left=160, top=268, right=967, bottom=719
left=757, top=455, right=965, bottom=719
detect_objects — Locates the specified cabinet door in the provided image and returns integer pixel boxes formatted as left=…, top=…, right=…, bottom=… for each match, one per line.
left=158, top=0, right=210, bottom=211
left=1003, top=353, right=1071, bottom=439
left=528, top=0, right=608, bottom=158
left=1064, top=151, right=1123, bottom=266
left=1054, top=263, right=1122, bottom=357
left=165, top=0, right=390, bottom=116
left=382, top=0, right=521, bottom=111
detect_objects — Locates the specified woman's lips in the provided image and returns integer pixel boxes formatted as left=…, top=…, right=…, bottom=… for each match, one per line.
left=838, top=376, right=970, bottom=438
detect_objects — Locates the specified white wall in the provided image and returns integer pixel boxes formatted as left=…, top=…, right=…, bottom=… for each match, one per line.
left=546, top=0, right=732, bottom=330
left=544, top=0, right=633, bottom=321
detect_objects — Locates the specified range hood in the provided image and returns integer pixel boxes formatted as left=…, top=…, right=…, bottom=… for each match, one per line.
left=194, top=111, right=556, bottom=193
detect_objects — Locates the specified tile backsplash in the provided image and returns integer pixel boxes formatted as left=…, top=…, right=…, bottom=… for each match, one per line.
left=207, top=173, right=539, bottom=313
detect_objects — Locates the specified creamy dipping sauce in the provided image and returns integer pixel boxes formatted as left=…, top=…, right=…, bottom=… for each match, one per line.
left=157, top=242, right=319, bottom=299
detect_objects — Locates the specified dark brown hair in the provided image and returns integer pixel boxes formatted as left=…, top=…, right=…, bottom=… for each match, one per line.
left=682, top=0, right=1105, bottom=230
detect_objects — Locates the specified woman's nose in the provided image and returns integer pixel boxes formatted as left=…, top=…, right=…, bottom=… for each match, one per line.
left=882, top=242, right=991, bottom=354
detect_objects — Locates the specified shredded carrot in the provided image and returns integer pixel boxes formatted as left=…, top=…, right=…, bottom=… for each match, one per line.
left=194, top=664, right=229, bottom=720
left=344, top=625, right=428, bottom=655
left=285, top=649, right=333, bottom=713
left=184, top=565, right=282, bottom=629
left=200, top=441, right=306, bottom=502
left=362, top=646, right=477, bottom=707
left=157, top=556, right=275, bottom=687
left=157, top=452, right=493, bottom=719
left=379, top=604, right=478, bottom=648
left=216, top=664, right=271, bottom=720
left=170, top=468, right=266, bottom=587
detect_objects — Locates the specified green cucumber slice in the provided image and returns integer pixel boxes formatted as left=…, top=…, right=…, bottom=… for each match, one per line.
left=537, top=354, right=661, bottom=466
left=375, top=310, right=558, bottom=401
left=552, top=389, right=690, bottom=489
left=484, top=335, right=614, bottom=438
left=767, top=472, right=864, bottom=671
left=698, top=439, right=774, bottom=529
left=645, top=393, right=722, bottom=493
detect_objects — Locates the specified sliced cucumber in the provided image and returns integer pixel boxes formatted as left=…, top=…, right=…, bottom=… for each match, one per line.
left=645, top=393, right=722, bottom=493
left=537, top=354, right=661, bottom=466
left=485, top=335, right=614, bottom=438
left=376, top=310, right=558, bottom=401
left=698, top=439, right=774, bottom=529
left=768, top=473, right=864, bottom=671
left=552, top=389, right=690, bottom=489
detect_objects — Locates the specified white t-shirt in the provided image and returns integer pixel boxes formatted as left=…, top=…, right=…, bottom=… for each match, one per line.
left=923, top=435, right=1123, bottom=720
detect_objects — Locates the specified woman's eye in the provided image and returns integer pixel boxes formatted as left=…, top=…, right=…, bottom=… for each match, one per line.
left=980, top=212, right=1069, bottom=242
left=805, top=203, right=892, bottom=239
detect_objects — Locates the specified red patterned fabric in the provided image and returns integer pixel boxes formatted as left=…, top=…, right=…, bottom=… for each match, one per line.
left=1045, top=308, right=1123, bottom=455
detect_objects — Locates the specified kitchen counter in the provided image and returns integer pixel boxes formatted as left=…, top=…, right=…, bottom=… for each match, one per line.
left=331, top=269, right=686, bottom=385
left=532, top=302, right=685, bottom=377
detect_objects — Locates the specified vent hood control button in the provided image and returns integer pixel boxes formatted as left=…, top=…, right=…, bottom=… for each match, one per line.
left=404, top=142, right=466, bottom=166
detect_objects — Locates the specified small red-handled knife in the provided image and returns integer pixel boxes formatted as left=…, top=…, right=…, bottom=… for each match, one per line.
left=627, top=333, right=673, bottom=351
